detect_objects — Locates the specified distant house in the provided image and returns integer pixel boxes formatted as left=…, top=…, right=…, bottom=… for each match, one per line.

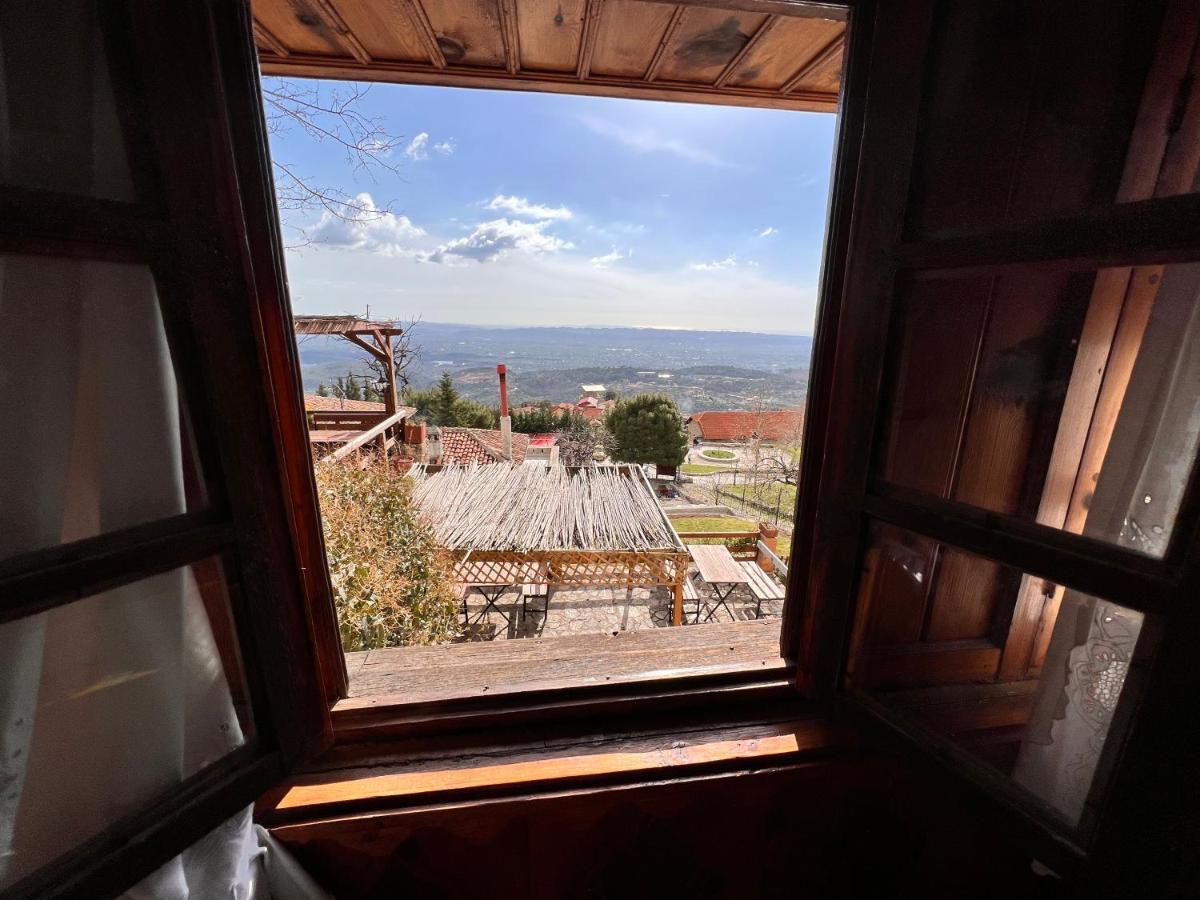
left=686, top=411, right=803, bottom=444
left=579, top=383, right=606, bottom=397
left=525, top=433, right=559, bottom=464
left=436, top=427, right=530, bottom=465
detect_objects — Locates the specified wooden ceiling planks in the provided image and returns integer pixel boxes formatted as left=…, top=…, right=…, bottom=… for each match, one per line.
left=253, top=0, right=843, bottom=112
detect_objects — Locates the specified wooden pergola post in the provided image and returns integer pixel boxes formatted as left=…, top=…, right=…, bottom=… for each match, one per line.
left=292, top=315, right=403, bottom=416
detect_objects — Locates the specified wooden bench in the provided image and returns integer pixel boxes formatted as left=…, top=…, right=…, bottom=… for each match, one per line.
left=682, top=577, right=701, bottom=623
left=739, top=562, right=786, bottom=619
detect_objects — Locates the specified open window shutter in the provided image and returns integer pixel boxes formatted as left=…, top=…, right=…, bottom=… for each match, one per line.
left=0, top=1, right=337, bottom=896
left=798, top=0, right=1200, bottom=890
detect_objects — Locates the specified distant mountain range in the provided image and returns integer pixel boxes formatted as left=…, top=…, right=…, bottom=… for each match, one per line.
left=296, top=322, right=812, bottom=414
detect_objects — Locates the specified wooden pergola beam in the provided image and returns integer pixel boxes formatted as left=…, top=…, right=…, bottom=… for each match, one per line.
left=645, top=6, right=688, bottom=82
left=576, top=0, right=604, bottom=80
left=498, top=0, right=521, bottom=75
left=714, top=15, right=780, bottom=88
left=779, top=32, right=841, bottom=94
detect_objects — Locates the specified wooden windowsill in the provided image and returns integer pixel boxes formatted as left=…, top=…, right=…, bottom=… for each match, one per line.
left=339, top=617, right=786, bottom=709
left=258, top=717, right=851, bottom=831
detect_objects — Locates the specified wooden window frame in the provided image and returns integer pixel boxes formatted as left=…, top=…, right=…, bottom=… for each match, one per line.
left=259, top=0, right=874, bottom=744
left=794, top=0, right=1200, bottom=891
left=0, top=2, right=339, bottom=896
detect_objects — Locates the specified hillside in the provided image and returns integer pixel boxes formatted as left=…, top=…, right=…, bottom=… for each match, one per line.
left=297, top=322, right=811, bottom=414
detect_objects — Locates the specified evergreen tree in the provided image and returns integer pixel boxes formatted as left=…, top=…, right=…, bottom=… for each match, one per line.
left=605, top=394, right=688, bottom=469
left=429, top=371, right=459, bottom=425
left=510, top=402, right=560, bottom=434
left=343, top=372, right=363, bottom=401
left=316, top=383, right=329, bottom=397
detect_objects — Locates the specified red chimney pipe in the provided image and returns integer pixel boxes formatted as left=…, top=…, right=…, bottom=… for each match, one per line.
left=497, top=364, right=509, bottom=417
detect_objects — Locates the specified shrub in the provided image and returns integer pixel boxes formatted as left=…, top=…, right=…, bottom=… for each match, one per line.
left=315, top=461, right=461, bottom=650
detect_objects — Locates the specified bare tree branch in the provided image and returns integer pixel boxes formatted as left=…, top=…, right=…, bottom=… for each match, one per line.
left=262, top=77, right=407, bottom=245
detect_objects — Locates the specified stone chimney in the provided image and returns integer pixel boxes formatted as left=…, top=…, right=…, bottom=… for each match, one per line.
left=497, top=364, right=512, bottom=460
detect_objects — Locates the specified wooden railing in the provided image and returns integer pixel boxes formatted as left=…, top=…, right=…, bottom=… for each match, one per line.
left=309, top=409, right=391, bottom=431
left=325, top=411, right=407, bottom=467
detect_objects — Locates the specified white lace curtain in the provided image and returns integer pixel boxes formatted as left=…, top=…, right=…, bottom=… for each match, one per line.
left=1014, top=262, right=1200, bottom=824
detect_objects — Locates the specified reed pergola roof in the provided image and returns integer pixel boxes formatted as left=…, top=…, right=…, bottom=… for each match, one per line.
left=411, top=463, right=685, bottom=552
left=409, top=463, right=691, bottom=618
left=252, top=0, right=844, bottom=113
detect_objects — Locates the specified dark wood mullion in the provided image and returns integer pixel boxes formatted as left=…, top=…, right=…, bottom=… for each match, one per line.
left=897, top=191, right=1200, bottom=275
left=781, top=0, right=870, bottom=668
left=863, top=487, right=1173, bottom=613
left=0, top=187, right=169, bottom=260
left=5, top=746, right=283, bottom=900
left=129, top=0, right=330, bottom=766
left=789, top=0, right=933, bottom=700
left=211, top=0, right=348, bottom=703
left=0, top=511, right=233, bottom=621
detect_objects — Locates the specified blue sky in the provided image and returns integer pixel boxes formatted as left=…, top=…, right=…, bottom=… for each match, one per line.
left=269, top=79, right=836, bottom=334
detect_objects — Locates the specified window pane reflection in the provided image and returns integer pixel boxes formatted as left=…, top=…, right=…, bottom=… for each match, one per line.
left=878, top=263, right=1200, bottom=557
left=850, top=522, right=1144, bottom=829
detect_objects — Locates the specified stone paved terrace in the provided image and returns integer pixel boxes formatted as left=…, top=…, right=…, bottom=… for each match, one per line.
left=460, top=582, right=785, bottom=641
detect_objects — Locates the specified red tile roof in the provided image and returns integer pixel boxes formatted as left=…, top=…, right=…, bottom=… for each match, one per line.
left=439, top=428, right=529, bottom=465
left=687, top=410, right=803, bottom=442
left=304, top=394, right=385, bottom=412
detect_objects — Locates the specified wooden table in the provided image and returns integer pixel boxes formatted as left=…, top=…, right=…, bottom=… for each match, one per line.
left=686, top=544, right=750, bottom=623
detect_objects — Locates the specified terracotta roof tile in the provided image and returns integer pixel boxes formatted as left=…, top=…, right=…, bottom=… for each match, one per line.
left=304, top=394, right=386, bottom=412
left=439, top=428, right=529, bottom=465
left=687, top=410, right=803, bottom=442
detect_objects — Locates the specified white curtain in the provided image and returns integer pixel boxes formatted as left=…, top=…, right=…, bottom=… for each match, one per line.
left=1013, top=263, right=1200, bottom=824
left=0, top=6, right=328, bottom=898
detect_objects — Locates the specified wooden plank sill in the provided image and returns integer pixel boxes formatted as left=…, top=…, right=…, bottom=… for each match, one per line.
left=337, top=617, right=787, bottom=713
left=258, top=718, right=848, bottom=827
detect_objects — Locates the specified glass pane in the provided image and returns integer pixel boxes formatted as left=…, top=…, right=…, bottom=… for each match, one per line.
left=906, top=0, right=1191, bottom=234
left=0, top=557, right=252, bottom=890
left=0, top=254, right=207, bottom=561
left=878, top=262, right=1200, bottom=557
left=0, top=1, right=135, bottom=199
left=849, top=522, right=1145, bottom=830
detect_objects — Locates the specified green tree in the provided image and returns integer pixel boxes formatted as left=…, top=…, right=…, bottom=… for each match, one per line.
left=605, top=394, right=688, bottom=469
left=316, top=383, right=329, bottom=397
left=403, top=375, right=498, bottom=428
left=511, top=402, right=560, bottom=434
left=429, top=371, right=459, bottom=425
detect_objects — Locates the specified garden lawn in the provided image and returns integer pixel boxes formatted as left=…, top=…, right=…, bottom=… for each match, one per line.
left=671, top=516, right=757, bottom=532
left=681, top=463, right=725, bottom=475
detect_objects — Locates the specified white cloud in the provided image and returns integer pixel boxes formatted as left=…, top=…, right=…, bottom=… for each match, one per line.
left=590, top=248, right=628, bottom=268
left=307, top=193, right=425, bottom=255
left=690, top=255, right=739, bottom=271
left=758, top=226, right=778, bottom=237
left=421, top=218, right=572, bottom=264
left=405, top=132, right=430, bottom=160
left=485, top=194, right=573, bottom=221
left=433, top=138, right=456, bottom=155
left=285, top=245, right=818, bottom=334
left=578, top=116, right=734, bottom=168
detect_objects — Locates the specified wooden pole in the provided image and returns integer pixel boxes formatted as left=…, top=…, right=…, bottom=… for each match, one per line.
left=673, top=579, right=684, bottom=626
